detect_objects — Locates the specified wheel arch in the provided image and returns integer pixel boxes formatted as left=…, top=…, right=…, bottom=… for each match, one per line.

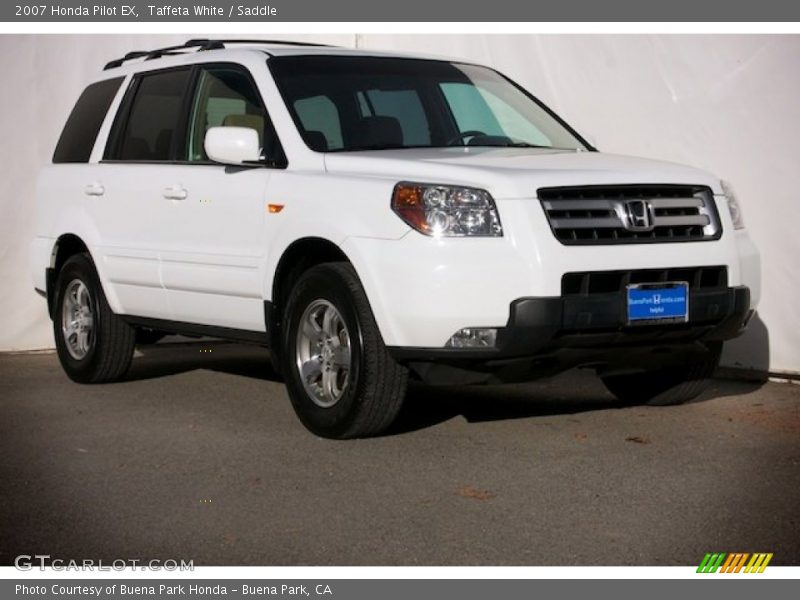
left=46, top=233, right=92, bottom=318
left=46, top=233, right=124, bottom=319
left=268, top=237, right=351, bottom=348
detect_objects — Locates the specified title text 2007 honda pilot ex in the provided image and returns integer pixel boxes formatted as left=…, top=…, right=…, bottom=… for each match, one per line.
left=32, top=39, right=761, bottom=438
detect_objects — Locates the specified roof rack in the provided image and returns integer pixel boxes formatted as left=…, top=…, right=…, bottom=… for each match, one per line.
left=104, top=38, right=334, bottom=70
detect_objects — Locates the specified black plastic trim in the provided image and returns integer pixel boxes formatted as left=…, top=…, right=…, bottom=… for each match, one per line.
left=45, top=267, right=56, bottom=318
left=121, top=316, right=268, bottom=345
left=263, top=300, right=280, bottom=351
left=387, top=286, right=751, bottom=364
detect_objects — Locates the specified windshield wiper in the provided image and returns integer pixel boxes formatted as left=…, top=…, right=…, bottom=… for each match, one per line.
left=346, top=144, right=406, bottom=152
left=464, top=140, right=577, bottom=150
left=506, top=142, right=579, bottom=150
left=508, top=142, right=550, bottom=148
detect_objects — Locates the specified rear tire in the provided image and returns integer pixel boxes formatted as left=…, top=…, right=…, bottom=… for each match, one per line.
left=281, top=262, right=408, bottom=439
left=601, top=342, right=722, bottom=406
left=53, top=253, right=136, bottom=383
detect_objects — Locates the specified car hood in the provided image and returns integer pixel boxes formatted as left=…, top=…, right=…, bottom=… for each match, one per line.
left=323, top=147, right=723, bottom=198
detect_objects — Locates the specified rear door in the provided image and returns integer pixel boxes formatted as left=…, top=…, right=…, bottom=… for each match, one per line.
left=94, top=67, right=193, bottom=319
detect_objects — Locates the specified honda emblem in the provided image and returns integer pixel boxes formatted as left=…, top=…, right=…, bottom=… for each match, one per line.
left=623, top=199, right=654, bottom=232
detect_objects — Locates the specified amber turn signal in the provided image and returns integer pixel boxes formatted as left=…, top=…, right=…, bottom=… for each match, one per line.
left=391, top=184, right=430, bottom=233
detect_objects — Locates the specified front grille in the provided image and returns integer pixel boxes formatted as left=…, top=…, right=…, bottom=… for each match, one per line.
left=562, top=266, right=728, bottom=296
left=538, top=185, right=722, bottom=245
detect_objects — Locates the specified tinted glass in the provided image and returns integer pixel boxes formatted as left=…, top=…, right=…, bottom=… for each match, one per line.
left=441, top=83, right=551, bottom=146
left=294, top=95, right=343, bottom=150
left=53, top=77, right=124, bottom=163
left=361, top=89, right=430, bottom=146
left=269, top=56, right=586, bottom=152
left=187, top=67, right=268, bottom=162
left=113, top=69, right=191, bottom=161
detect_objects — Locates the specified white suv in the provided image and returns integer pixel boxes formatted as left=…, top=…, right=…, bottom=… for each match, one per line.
left=32, top=39, right=761, bottom=438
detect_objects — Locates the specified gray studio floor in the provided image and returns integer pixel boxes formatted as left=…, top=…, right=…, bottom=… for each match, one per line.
left=1, top=341, right=798, bottom=566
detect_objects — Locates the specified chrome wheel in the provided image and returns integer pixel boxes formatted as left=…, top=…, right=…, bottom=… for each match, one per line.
left=295, top=299, right=352, bottom=408
left=61, top=279, right=94, bottom=360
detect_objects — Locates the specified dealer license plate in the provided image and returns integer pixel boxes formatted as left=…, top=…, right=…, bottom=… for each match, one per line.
left=626, top=282, right=689, bottom=325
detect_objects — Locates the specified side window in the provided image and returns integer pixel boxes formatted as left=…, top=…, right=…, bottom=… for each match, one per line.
left=294, top=95, right=342, bottom=151
left=110, top=68, right=191, bottom=161
left=53, top=77, right=124, bottom=163
left=187, top=66, right=269, bottom=162
left=441, top=82, right=551, bottom=146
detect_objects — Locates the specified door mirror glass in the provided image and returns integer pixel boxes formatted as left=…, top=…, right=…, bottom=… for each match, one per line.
left=204, top=126, right=261, bottom=165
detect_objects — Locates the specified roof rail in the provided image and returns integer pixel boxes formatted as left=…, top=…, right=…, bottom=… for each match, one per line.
left=103, top=38, right=334, bottom=70
left=186, top=38, right=333, bottom=49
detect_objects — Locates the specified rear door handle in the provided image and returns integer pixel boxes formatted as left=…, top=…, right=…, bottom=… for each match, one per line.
left=162, top=185, right=188, bottom=200
left=84, top=182, right=105, bottom=196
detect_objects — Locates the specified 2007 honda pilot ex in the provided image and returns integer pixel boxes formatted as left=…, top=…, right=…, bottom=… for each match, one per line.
left=32, top=39, right=761, bottom=438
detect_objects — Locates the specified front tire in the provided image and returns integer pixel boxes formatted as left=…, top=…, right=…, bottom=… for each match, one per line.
left=53, top=253, right=136, bottom=383
left=601, top=342, right=722, bottom=406
left=281, top=263, right=408, bottom=439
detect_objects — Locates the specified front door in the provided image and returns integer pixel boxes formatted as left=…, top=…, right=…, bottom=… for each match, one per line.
left=155, top=64, right=276, bottom=332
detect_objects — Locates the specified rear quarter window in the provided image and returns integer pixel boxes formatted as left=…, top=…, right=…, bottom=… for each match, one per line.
left=53, top=77, right=124, bottom=163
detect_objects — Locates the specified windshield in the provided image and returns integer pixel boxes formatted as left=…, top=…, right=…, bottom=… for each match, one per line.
left=269, top=56, right=588, bottom=153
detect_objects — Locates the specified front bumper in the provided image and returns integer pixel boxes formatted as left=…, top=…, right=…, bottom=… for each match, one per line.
left=342, top=198, right=760, bottom=350
left=388, top=286, right=751, bottom=384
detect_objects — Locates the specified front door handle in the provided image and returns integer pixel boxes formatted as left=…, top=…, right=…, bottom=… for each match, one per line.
left=84, top=182, right=105, bottom=196
left=163, top=185, right=188, bottom=200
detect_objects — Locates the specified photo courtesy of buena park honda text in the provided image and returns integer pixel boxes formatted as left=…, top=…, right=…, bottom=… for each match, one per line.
left=0, top=1, right=798, bottom=598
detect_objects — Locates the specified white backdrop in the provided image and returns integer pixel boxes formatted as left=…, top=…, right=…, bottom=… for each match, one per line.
left=1, top=34, right=797, bottom=373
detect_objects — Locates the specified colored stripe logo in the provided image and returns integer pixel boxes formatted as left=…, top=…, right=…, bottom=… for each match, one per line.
left=697, top=552, right=773, bottom=573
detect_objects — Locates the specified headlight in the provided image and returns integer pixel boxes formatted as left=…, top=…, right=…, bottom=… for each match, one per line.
left=721, top=180, right=745, bottom=230
left=391, top=182, right=503, bottom=237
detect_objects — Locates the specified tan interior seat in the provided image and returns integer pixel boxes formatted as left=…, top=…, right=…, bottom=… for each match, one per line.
left=222, top=114, right=264, bottom=145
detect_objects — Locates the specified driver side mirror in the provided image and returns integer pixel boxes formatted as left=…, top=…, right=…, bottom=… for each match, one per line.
left=204, top=126, right=261, bottom=165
